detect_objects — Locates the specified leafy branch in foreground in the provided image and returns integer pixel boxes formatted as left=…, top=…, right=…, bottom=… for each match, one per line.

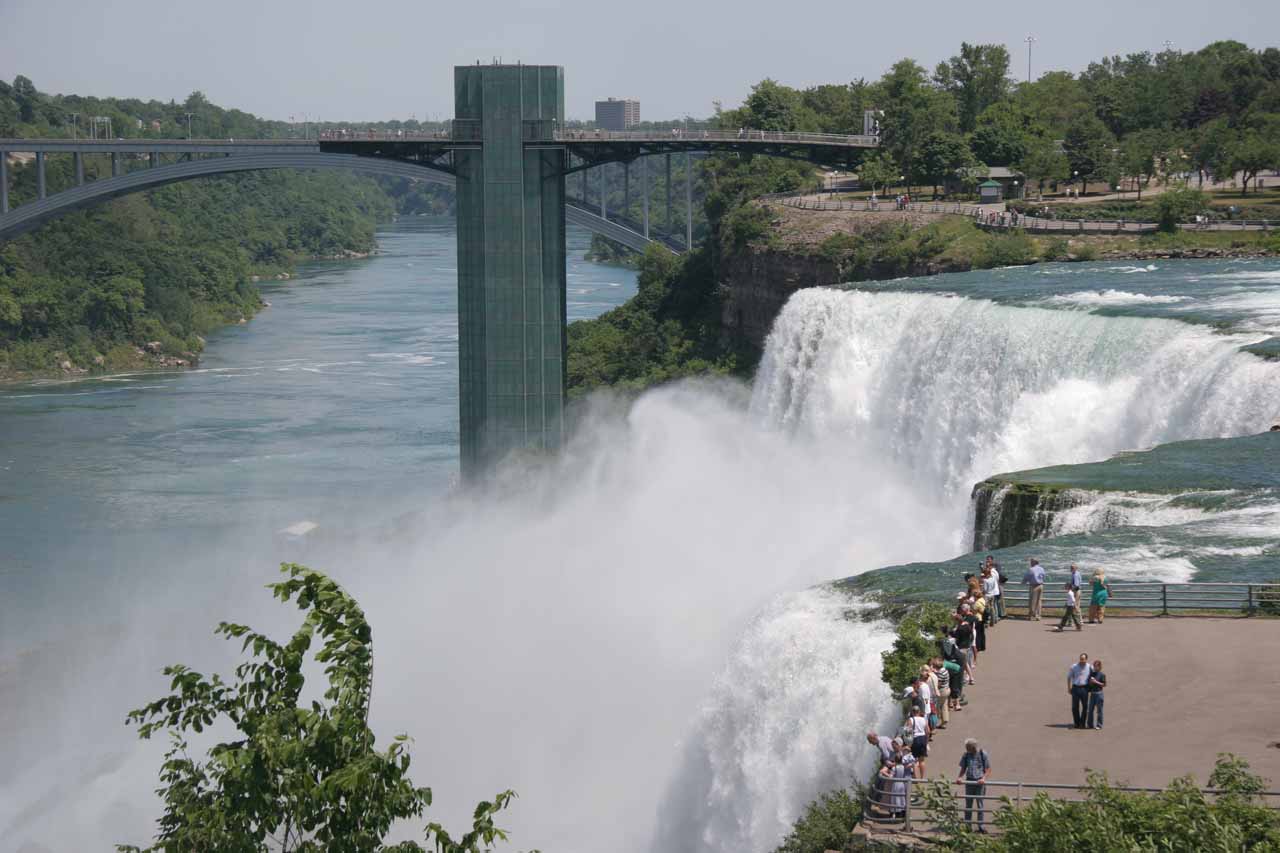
left=118, top=562, right=530, bottom=853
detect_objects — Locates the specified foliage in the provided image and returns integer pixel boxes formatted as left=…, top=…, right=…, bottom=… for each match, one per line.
left=857, top=153, right=900, bottom=196
left=1258, top=578, right=1280, bottom=616
left=1153, top=187, right=1212, bottom=232
left=879, top=601, right=952, bottom=692
left=917, top=131, right=976, bottom=194
left=566, top=244, right=749, bottom=397
left=772, top=787, right=864, bottom=853
left=118, top=563, right=529, bottom=853
left=934, top=43, right=1012, bottom=133
left=924, top=755, right=1280, bottom=852
left=1062, top=113, right=1117, bottom=188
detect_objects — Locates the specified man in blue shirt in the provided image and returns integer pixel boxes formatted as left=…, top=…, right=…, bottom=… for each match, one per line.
left=1070, top=564, right=1083, bottom=593
left=1023, top=558, right=1046, bottom=620
left=1068, top=653, right=1092, bottom=729
left=955, top=739, right=991, bottom=832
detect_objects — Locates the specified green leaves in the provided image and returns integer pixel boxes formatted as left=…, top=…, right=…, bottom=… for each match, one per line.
left=120, top=563, right=525, bottom=853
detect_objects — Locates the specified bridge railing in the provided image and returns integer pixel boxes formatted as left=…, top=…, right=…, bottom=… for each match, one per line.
left=553, top=129, right=879, bottom=146
left=1000, top=581, right=1280, bottom=616
left=865, top=776, right=1280, bottom=832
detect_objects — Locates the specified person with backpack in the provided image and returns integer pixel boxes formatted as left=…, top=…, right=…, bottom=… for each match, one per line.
left=955, top=739, right=991, bottom=833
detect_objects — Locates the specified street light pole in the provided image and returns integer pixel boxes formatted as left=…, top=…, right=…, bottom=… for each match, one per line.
left=184, top=112, right=195, bottom=140
left=1024, top=35, right=1037, bottom=84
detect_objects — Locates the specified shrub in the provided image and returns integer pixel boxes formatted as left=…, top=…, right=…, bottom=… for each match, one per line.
left=773, top=787, right=864, bottom=853
left=1153, top=187, right=1211, bottom=233
left=880, top=601, right=953, bottom=692
left=1040, top=237, right=1071, bottom=261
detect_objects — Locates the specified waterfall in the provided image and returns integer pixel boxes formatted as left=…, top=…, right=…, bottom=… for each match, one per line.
left=751, top=288, right=1280, bottom=513
left=651, top=286, right=1280, bottom=853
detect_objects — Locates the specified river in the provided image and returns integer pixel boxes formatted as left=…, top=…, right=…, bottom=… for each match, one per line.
left=3, top=233, right=1279, bottom=853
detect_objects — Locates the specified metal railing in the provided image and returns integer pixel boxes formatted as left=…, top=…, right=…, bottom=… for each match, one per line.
left=769, top=194, right=1280, bottom=233
left=552, top=129, right=880, bottom=146
left=1001, top=582, right=1280, bottom=616
left=865, top=776, right=1280, bottom=832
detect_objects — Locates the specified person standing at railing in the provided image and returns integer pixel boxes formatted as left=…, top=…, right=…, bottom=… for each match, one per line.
left=1086, top=660, right=1106, bottom=729
left=1070, top=564, right=1083, bottom=595
left=1068, top=653, right=1093, bottom=729
left=1023, top=558, right=1046, bottom=620
left=982, top=562, right=1001, bottom=626
left=955, top=739, right=991, bottom=833
left=931, top=657, right=951, bottom=728
left=907, top=705, right=930, bottom=779
left=1088, top=570, right=1112, bottom=624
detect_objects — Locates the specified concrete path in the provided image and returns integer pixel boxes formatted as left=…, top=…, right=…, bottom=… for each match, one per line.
left=929, top=616, right=1280, bottom=789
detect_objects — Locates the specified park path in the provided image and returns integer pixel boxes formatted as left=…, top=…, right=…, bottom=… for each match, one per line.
left=926, top=616, right=1280, bottom=789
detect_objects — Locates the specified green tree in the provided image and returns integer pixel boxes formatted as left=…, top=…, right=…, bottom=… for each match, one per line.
left=934, top=43, right=1012, bottom=133
left=12, top=75, right=38, bottom=122
left=1016, top=133, right=1069, bottom=200
left=970, top=102, right=1036, bottom=167
left=1014, top=71, right=1091, bottom=138
left=918, top=131, right=975, bottom=196
left=742, top=79, right=802, bottom=131
left=1152, top=186, right=1209, bottom=232
left=858, top=152, right=899, bottom=197
left=1062, top=113, right=1116, bottom=195
left=1120, top=128, right=1167, bottom=200
left=877, top=59, right=958, bottom=189
left=1226, top=115, right=1280, bottom=193
left=1192, top=119, right=1235, bottom=185
left=117, top=563, right=528, bottom=853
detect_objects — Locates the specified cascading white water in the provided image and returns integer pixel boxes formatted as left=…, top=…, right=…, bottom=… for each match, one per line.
left=751, top=288, right=1280, bottom=513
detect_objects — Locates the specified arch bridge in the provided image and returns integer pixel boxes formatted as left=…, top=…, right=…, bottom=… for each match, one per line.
left=0, top=64, right=878, bottom=477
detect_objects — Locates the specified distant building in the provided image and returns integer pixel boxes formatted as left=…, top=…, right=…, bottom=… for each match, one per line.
left=595, top=98, right=640, bottom=131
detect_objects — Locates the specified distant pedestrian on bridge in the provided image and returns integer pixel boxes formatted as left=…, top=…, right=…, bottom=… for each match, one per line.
left=1023, top=558, right=1046, bottom=620
left=1068, top=653, right=1092, bottom=729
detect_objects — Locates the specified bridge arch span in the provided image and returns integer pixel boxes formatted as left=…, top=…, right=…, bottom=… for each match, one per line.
left=0, top=153, right=664, bottom=252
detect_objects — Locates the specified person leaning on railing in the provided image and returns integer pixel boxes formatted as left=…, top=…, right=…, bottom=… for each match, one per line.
left=955, top=739, right=991, bottom=833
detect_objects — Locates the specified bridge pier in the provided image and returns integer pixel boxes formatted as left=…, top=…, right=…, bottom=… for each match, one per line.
left=599, top=164, right=606, bottom=218
left=642, top=156, right=649, bottom=238
left=149, top=152, right=159, bottom=169
left=111, top=153, right=120, bottom=177
left=453, top=63, right=567, bottom=478
left=685, top=152, right=693, bottom=249
left=1, top=152, right=8, bottom=214
left=74, top=152, right=84, bottom=186
left=665, top=154, right=672, bottom=233
left=623, top=162, right=630, bottom=218
left=35, top=152, right=46, bottom=200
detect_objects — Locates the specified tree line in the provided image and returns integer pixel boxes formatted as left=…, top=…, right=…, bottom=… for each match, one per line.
left=721, top=40, right=1280, bottom=197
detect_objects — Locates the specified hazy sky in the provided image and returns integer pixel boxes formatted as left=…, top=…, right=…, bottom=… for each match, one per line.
left=2, top=0, right=1277, bottom=123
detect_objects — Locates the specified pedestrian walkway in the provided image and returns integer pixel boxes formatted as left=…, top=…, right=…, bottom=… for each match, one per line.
left=928, top=617, right=1280, bottom=788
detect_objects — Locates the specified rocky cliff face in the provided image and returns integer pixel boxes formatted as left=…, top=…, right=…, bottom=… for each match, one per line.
left=970, top=480, right=1091, bottom=551
left=718, top=249, right=843, bottom=349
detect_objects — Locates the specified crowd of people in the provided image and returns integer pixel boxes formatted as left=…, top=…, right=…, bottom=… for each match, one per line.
left=866, top=556, right=1116, bottom=832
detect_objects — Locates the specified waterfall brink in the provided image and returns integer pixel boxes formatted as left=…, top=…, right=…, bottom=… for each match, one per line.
left=751, top=288, right=1280, bottom=516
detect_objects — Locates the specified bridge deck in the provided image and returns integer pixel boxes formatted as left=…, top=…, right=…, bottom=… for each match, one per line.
left=926, top=616, right=1280, bottom=788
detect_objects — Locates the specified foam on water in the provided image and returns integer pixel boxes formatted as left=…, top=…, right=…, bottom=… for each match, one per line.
left=1046, top=289, right=1190, bottom=307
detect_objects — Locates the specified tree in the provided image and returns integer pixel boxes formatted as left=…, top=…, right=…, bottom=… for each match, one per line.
left=1152, top=186, right=1209, bottom=232
left=858, top=152, right=899, bottom=196
left=877, top=59, right=958, bottom=189
left=1016, top=134, right=1069, bottom=200
left=970, top=102, right=1037, bottom=167
left=12, top=74, right=37, bottom=123
left=117, top=563, right=528, bottom=853
left=1192, top=119, right=1235, bottom=185
left=1226, top=115, right=1280, bottom=193
left=1062, top=114, right=1116, bottom=194
left=1120, top=128, right=1167, bottom=200
left=934, top=43, right=1012, bottom=133
left=1014, top=71, right=1091, bottom=138
left=917, top=131, right=975, bottom=196
left=742, top=79, right=802, bottom=131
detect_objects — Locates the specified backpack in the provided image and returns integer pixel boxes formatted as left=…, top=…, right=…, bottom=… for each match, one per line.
left=963, top=750, right=990, bottom=781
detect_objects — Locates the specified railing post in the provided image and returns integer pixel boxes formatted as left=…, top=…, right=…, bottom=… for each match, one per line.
left=1162, top=584, right=1169, bottom=616
left=903, top=779, right=913, bottom=831
left=1248, top=585, right=1255, bottom=616
left=1017, top=782, right=1023, bottom=808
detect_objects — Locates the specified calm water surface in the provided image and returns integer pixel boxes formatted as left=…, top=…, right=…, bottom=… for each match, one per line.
left=0, top=218, right=637, bottom=644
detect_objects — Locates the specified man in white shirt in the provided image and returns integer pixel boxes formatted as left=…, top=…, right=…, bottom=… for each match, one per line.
left=1056, top=583, right=1083, bottom=632
left=1067, top=653, right=1092, bottom=729
left=981, top=566, right=1001, bottom=626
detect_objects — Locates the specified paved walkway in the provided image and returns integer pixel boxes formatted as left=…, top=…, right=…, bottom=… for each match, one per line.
left=930, top=616, right=1280, bottom=789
